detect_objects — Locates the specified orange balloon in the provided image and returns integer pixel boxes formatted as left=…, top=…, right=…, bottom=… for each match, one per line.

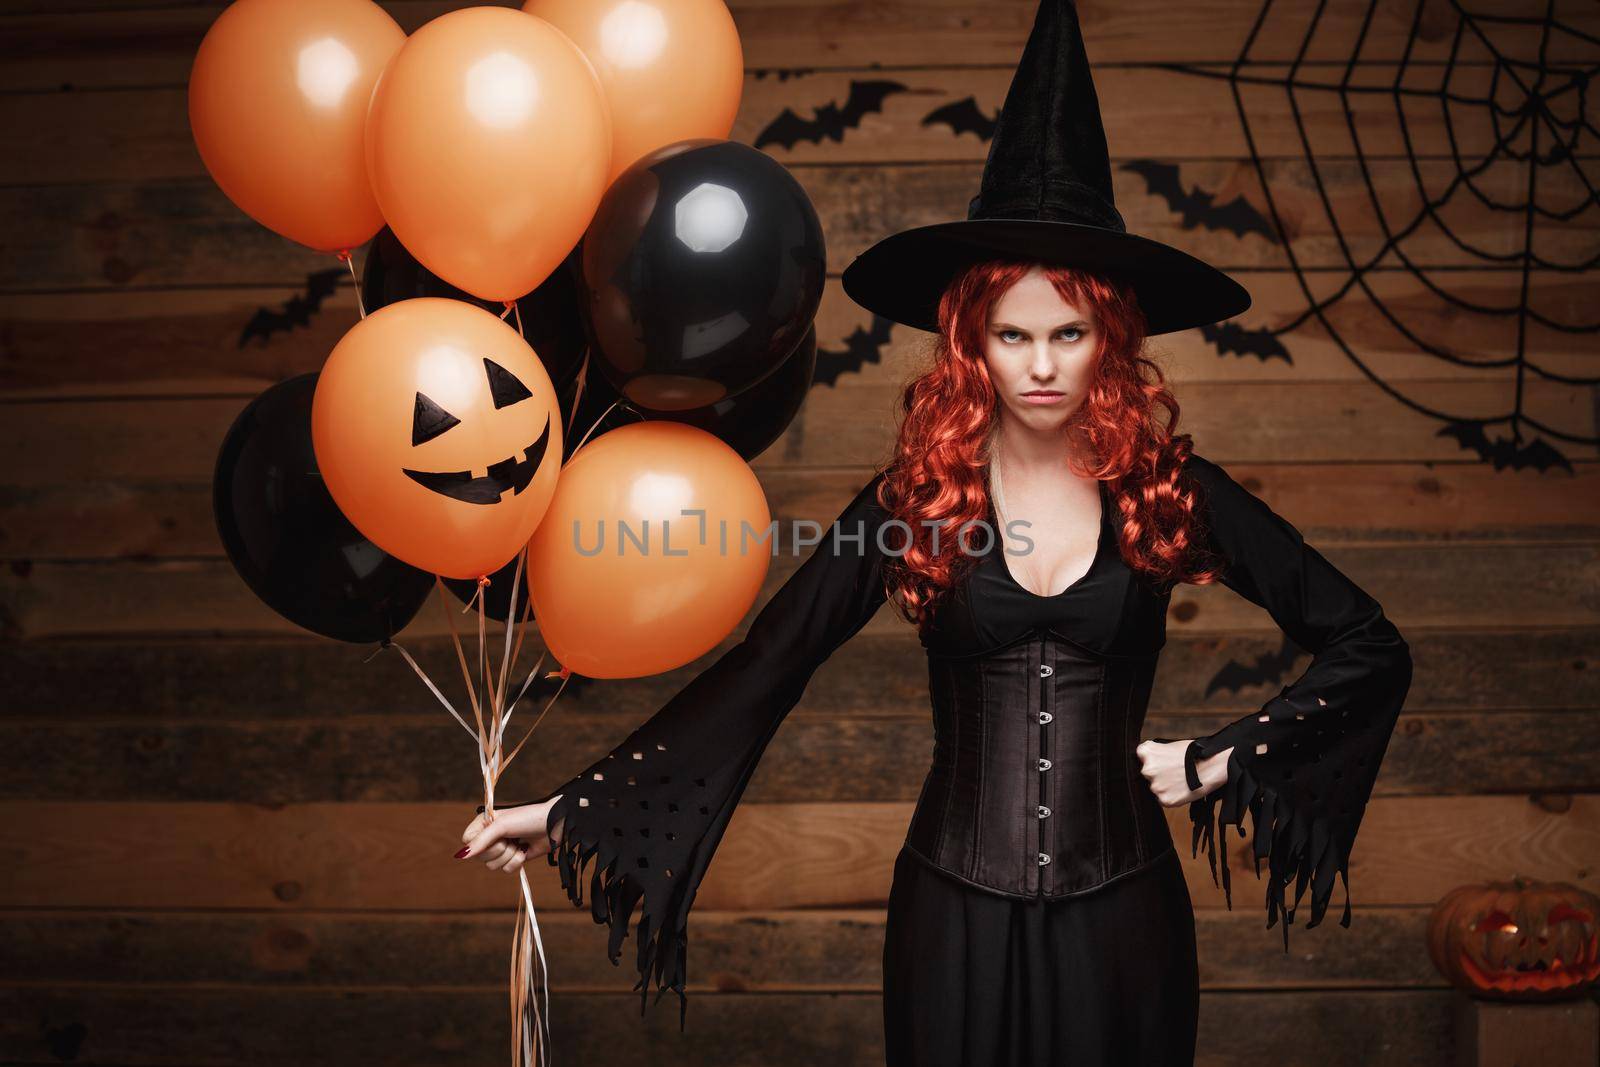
left=366, top=7, right=613, bottom=302
left=311, top=299, right=564, bottom=580
left=527, top=422, right=771, bottom=678
left=188, top=0, right=403, bottom=252
left=522, top=0, right=743, bottom=182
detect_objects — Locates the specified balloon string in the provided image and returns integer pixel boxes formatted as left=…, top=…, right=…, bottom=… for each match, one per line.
left=337, top=249, right=366, bottom=320
left=486, top=552, right=554, bottom=1067
left=498, top=658, right=571, bottom=779
left=478, top=575, right=497, bottom=809
left=496, top=547, right=538, bottom=729
left=493, top=582, right=547, bottom=767
left=494, top=546, right=527, bottom=726
left=374, top=573, right=557, bottom=1067
left=434, top=578, right=489, bottom=780
left=562, top=347, right=589, bottom=442
left=514, top=865, right=553, bottom=1067
left=490, top=648, right=550, bottom=746
left=500, top=301, right=516, bottom=322
left=565, top=400, right=621, bottom=466
left=378, top=640, right=484, bottom=744
left=514, top=302, right=525, bottom=337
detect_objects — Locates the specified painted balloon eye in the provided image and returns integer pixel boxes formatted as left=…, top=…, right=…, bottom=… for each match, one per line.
left=484, top=357, right=532, bottom=409
left=412, top=392, right=461, bottom=446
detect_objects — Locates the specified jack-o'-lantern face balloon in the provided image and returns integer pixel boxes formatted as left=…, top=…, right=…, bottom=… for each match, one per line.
left=312, top=298, right=563, bottom=580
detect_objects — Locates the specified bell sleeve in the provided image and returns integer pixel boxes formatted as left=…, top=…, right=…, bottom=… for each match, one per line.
left=1176, top=452, right=1413, bottom=950
left=534, top=470, right=895, bottom=1021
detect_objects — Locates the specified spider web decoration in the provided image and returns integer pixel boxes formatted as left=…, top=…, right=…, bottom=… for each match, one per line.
left=1172, top=0, right=1598, bottom=472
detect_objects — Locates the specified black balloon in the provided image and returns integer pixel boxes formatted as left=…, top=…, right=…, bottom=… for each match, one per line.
left=632, top=324, right=817, bottom=461
left=579, top=138, right=826, bottom=411
left=214, top=374, right=433, bottom=643
left=362, top=226, right=590, bottom=393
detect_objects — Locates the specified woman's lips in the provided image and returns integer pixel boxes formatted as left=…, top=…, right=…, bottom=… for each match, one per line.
left=1021, top=391, right=1065, bottom=405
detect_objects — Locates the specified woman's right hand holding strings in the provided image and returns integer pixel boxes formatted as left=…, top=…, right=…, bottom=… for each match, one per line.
left=456, top=795, right=563, bottom=875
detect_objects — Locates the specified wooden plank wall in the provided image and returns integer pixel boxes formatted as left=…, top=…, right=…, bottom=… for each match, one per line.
left=3, top=0, right=1598, bottom=1063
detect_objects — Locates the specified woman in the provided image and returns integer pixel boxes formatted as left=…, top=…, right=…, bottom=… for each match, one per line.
left=455, top=1, right=1413, bottom=1063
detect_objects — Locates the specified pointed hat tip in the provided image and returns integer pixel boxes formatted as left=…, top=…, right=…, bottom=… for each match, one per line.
left=970, top=0, right=1118, bottom=226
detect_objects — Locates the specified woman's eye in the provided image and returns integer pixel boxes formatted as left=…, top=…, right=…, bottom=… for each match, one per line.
left=997, top=328, right=1082, bottom=343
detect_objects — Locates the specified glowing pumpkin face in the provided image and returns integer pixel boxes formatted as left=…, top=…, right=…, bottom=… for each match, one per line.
left=1429, top=878, right=1600, bottom=1001
left=312, top=298, right=563, bottom=580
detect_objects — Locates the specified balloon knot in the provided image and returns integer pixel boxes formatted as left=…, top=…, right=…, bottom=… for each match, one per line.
left=335, top=249, right=351, bottom=262
left=477, top=574, right=491, bottom=587
left=543, top=664, right=571, bottom=680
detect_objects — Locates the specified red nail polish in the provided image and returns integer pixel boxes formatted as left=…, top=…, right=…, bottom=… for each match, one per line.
left=454, top=846, right=471, bottom=859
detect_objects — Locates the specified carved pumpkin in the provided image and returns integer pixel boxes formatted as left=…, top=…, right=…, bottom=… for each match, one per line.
left=1428, top=877, right=1600, bottom=1001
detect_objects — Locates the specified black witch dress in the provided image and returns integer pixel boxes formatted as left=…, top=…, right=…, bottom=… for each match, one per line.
left=533, top=449, right=1413, bottom=1064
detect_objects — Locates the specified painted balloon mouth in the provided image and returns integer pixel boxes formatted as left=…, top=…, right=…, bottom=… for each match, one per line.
left=403, top=415, right=551, bottom=506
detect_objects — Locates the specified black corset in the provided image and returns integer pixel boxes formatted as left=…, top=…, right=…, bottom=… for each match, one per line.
left=904, top=626, right=1174, bottom=897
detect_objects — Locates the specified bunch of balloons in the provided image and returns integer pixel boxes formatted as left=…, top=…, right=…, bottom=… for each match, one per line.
left=200, top=0, right=827, bottom=682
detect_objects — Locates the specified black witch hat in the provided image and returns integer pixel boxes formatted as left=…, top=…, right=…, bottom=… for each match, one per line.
left=840, top=0, right=1250, bottom=336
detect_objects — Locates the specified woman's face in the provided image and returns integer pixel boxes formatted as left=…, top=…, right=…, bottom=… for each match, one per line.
left=982, top=266, right=1097, bottom=433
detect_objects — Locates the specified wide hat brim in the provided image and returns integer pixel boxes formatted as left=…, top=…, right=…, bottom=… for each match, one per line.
left=840, top=218, right=1251, bottom=337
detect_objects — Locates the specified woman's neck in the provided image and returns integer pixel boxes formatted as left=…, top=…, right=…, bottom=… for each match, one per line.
left=991, top=417, right=1089, bottom=478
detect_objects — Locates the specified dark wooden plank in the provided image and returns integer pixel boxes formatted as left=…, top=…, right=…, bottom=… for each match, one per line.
left=1, top=796, right=1595, bottom=911
left=5, top=453, right=1597, bottom=562
left=0, top=985, right=1457, bottom=1067
left=4, top=626, right=1594, bottom=724
left=1, top=61, right=1564, bottom=190
left=1, top=386, right=1592, bottom=530
left=2, top=534, right=1595, bottom=638
left=1455, top=998, right=1600, bottom=1067
left=5, top=0, right=1580, bottom=88
left=8, top=159, right=1599, bottom=296
left=0, top=905, right=1442, bottom=992
left=2, top=267, right=1592, bottom=399
left=1, top=709, right=1595, bottom=804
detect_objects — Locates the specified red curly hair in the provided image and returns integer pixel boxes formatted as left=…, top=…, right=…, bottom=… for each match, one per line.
left=874, top=258, right=1225, bottom=630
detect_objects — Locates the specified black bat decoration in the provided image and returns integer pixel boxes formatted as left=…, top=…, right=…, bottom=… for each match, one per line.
left=922, top=96, right=998, bottom=141
left=813, top=314, right=895, bottom=388
left=1203, top=634, right=1304, bottom=700
left=1121, top=160, right=1279, bottom=243
left=1436, top=421, right=1573, bottom=473
left=1199, top=321, right=1292, bottom=364
left=239, top=268, right=346, bottom=348
left=754, top=79, right=910, bottom=150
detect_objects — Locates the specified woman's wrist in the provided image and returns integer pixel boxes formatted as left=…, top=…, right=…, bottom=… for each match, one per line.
left=1196, top=745, right=1232, bottom=797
